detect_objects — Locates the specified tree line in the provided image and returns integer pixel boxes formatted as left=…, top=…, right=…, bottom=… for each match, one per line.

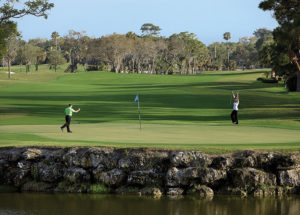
left=2, top=24, right=273, bottom=76
left=2, top=0, right=299, bottom=92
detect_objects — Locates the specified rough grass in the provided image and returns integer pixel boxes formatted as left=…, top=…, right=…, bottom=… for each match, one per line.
left=0, top=64, right=300, bottom=153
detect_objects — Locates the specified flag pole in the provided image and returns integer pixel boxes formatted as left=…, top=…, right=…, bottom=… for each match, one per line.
left=138, top=97, right=141, bottom=130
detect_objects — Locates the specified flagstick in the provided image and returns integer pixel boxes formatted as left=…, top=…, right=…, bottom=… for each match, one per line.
left=137, top=99, right=142, bottom=130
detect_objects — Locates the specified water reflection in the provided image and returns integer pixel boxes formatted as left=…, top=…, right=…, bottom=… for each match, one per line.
left=0, top=194, right=299, bottom=215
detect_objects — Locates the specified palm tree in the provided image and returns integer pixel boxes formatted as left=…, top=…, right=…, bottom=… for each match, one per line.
left=51, top=31, right=59, bottom=50
left=51, top=31, right=60, bottom=72
left=223, top=32, right=231, bottom=70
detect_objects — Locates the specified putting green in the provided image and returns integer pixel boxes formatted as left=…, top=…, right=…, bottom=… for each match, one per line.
left=1, top=123, right=300, bottom=152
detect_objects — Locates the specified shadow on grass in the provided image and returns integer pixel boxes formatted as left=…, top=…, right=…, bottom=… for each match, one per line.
left=91, top=80, right=283, bottom=92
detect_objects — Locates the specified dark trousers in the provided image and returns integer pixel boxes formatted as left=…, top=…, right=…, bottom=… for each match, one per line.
left=61, top=115, right=72, bottom=132
left=231, top=110, right=238, bottom=124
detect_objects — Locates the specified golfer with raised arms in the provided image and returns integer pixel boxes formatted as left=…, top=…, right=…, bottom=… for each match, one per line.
left=231, top=91, right=239, bottom=124
left=60, top=104, right=80, bottom=133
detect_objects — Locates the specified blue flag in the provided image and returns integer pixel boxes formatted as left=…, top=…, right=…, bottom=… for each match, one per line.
left=134, top=94, right=139, bottom=102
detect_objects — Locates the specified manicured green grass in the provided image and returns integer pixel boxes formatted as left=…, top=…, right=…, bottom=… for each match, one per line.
left=1, top=123, right=300, bottom=153
left=0, top=64, right=300, bottom=153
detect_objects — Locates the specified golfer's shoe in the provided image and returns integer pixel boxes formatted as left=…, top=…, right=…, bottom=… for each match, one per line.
left=68, top=131, right=72, bottom=133
left=60, top=127, right=64, bottom=132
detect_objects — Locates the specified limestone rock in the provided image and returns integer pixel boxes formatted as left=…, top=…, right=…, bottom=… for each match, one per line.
left=166, top=167, right=226, bottom=187
left=211, top=156, right=232, bottom=169
left=122, top=149, right=169, bottom=171
left=167, top=188, right=184, bottom=196
left=38, top=163, right=64, bottom=183
left=8, top=161, right=31, bottom=187
left=166, top=167, right=187, bottom=187
left=229, top=168, right=277, bottom=188
left=187, top=185, right=214, bottom=197
left=253, top=187, right=276, bottom=197
left=198, top=168, right=227, bottom=185
left=233, top=151, right=257, bottom=168
left=92, top=164, right=106, bottom=181
left=0, top=148, right=24, bottom=162
left=98, top=169, right=126, bottom=187
left=23, top=148, right=44, bottom=161
left=231, top=188, right=247, bottom=197
left=141, top=187, right=162, bottom=197
left=44, top=148, right=66, bottom=163
left=1, top=147, right=300, bottom=196
left=63, top=147, right=118, bottom=169
left=127, top=170, right=162, bottom=186
left=63, top=167, right=90, bottom=184
left=256, top=152, right=276, bottom=170
left=170, top=151, right=211, bottom=168
left=278, top=169, right=300, bottom=187
left=273, top=153, right=300, bottom=169
left=118, top=158, right=131, bottom=169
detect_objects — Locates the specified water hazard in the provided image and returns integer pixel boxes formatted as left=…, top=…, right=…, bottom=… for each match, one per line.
left=0, top=193, right=299, bottom=215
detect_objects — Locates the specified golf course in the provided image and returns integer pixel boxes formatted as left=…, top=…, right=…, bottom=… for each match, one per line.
left=1, top=65, right=300, bottom=153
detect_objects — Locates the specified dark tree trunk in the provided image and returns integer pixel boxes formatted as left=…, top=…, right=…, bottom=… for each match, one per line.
left=227, top=49, right=230, bottom=70
left=64, top=63, right=77, bottom=73
left=70, top=64, right=77, bottom=73
left=297, top=72, right=300, bottom=92
left=26, top=65, right=30, bottom=73
left=294, top=36, right=300, bottom=91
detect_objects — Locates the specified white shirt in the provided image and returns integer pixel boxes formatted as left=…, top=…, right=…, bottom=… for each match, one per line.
left=233, top=101, right=239, bottom=111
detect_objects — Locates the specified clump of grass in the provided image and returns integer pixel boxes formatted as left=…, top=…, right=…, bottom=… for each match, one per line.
left=90, top=184, right=110, bottom=194
left=31, top=164, right=39, bottom=181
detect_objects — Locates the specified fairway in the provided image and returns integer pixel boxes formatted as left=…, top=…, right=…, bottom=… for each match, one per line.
left=1, top=65, right=300, bottom=153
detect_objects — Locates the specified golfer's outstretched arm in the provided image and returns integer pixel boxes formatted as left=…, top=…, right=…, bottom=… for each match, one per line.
left=74, top=108, right=80, bottom=113
left=232, top=91, right=235, bottom=98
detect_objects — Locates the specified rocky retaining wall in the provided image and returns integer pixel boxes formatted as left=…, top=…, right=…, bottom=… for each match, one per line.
left=0, top=147, right=300, bottom=198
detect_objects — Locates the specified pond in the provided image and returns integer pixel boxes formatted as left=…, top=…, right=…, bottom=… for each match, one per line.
left=0, top=193, right=299, bottom=215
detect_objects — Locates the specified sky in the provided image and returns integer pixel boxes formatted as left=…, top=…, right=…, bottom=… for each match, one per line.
left=16, top=0, right=278, bottom=45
